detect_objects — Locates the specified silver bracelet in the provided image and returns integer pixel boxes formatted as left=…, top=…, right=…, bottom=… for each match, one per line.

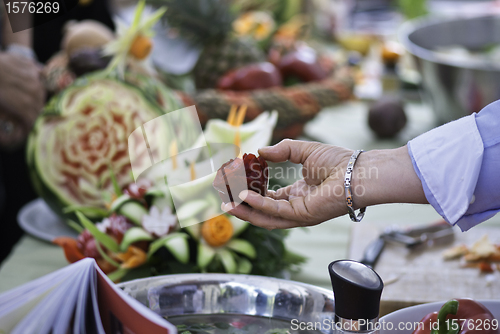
left=344, top=150, right=366, bottom=222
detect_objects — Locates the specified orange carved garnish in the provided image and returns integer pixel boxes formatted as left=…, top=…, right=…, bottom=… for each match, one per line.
left=53, top=237, right=86, bottom=263
left=201, top=216, right=234, bottom=247
left=129, top=35, right=152, bottom=60
left=115, top=245, right=147, bottom=269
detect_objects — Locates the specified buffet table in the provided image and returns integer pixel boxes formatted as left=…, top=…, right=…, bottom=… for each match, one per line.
left=1, top=100, right=498, bottom=315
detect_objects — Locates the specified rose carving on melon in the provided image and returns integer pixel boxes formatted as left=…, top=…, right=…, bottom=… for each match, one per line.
left=27, top=76, right=184, bottom=218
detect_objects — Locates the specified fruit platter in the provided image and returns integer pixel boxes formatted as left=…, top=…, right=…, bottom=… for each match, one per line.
left=26, top=1, right=309, bottom=282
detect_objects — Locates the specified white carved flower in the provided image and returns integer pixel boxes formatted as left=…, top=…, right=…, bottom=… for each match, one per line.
left=142, top=205, right=177, bottom=237
left=96, top=218, right=111, bottom=233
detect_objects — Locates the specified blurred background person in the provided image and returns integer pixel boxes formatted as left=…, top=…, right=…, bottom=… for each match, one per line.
left=0, top=0, right=115, bottom=263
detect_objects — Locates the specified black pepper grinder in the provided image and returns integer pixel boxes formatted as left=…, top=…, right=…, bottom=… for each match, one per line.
left=329, top=260, right=384, bottom=333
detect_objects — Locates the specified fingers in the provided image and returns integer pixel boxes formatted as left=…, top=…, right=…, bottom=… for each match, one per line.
left=221, top=201, right=301, bottom=230
left=0, top=93, right=40, bottom=132
left=238, top=190, right=300, bottom=221
left=0, top=56, right=45, bottom=131
left=266, top=186, right=292, bottom=201
left=3, top=55, right=40, bottom=83
left=258, top=139, right=320, bottom=165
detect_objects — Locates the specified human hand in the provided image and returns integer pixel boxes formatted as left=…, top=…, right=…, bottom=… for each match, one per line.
left=0, top=52, right=45, bottom=149
left=222, top=139, right=354, bottom=229
left=222, top=140, right=428, bottom=230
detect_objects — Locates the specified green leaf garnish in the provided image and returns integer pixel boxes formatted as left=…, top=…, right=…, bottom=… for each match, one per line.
left=95, top=241, right=121, bottom=268
left=76, top=211, right=119, bottom=253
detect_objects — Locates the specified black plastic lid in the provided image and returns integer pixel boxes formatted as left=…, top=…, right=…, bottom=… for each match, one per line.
left=329, top=260, right=384, bottom=321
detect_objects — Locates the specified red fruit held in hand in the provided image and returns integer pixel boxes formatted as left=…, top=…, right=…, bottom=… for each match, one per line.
left=213, top=153, right=269, bottom=204
left=243, top=153, right=269, bottom=196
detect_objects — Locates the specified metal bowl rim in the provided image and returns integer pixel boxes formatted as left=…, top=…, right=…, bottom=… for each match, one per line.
left=399, top=14, right=500, bottom=71
left=117, top=272, right=334, bottom=297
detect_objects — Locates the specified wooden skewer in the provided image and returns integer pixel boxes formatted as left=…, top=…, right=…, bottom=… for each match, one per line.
left=190, top=161, right=196, bottom=181
left=170, top=140, right=178, bottom=170
left=227, top=105, right=237, bottom=126
left=235, top=105, right=247, bottom=127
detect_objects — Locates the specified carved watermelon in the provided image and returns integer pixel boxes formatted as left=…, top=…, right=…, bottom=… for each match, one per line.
left=27, top=73, right=189, bottom=219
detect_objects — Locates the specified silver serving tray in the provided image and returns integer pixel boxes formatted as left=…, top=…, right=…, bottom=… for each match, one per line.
left=17, top=199, right=78, bottom=242
left=118, top=274, right=335, bottom=325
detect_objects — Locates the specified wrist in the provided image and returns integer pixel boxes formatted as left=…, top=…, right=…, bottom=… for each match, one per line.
left=350, top=146, right=427, bottom=209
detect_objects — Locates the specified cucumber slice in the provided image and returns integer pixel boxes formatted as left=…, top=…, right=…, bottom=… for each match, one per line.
left=176, top=199, right=209, bottom=221
left=117, top=201, right=148, bottom=226
left=147, top=233, right=189, bottom=259
left=169, top=173, right=215, bottom=203
left=201, top=206, right=219, bottom=222
left=200, top=193, right=222, bottom=221
left=120, top=227, right=153, bottom=252
left=230, top=216, right=249, bottom=237
left=217, top=249, right=237, bottom=274
left=110, top=194, right=131, bottom=212
left=164, top=236, right=189, bottom=264
left=146, top=188, right=165, bottom=197
left=150, top=196, right=173, bottom=214
left=237, top=257, right=252, bottom=274
left=205, top=192, right=220, bottom=210
left=197, top=243, right=216, bottom=269
left=147, top=184, right=171, bottom=200
left=226, top=239, right=256, bottom=259
left=184, top=224, right=201, bottom=240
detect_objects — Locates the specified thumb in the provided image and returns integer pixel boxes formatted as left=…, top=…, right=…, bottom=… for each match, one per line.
left=258, top=139, right=319, bottom=165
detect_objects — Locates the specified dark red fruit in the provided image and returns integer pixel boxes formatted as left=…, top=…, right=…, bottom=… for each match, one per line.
left=213, top=153, right=269, bottom=204
left=242, top=153, right=269, bottom=196
left=278, top=46, right=329, bottom=82
left=217, top=62, right=282, bottom=91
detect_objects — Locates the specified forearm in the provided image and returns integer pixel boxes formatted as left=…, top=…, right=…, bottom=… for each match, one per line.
left=351, top=145, right=428, bottom=209
left=404, top=102, right=500, bottom=231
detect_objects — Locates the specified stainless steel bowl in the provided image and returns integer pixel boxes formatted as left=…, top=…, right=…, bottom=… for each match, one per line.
left=118, top=274, right=334, bottom=330
left=400, top=15, right=500, bottom=123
